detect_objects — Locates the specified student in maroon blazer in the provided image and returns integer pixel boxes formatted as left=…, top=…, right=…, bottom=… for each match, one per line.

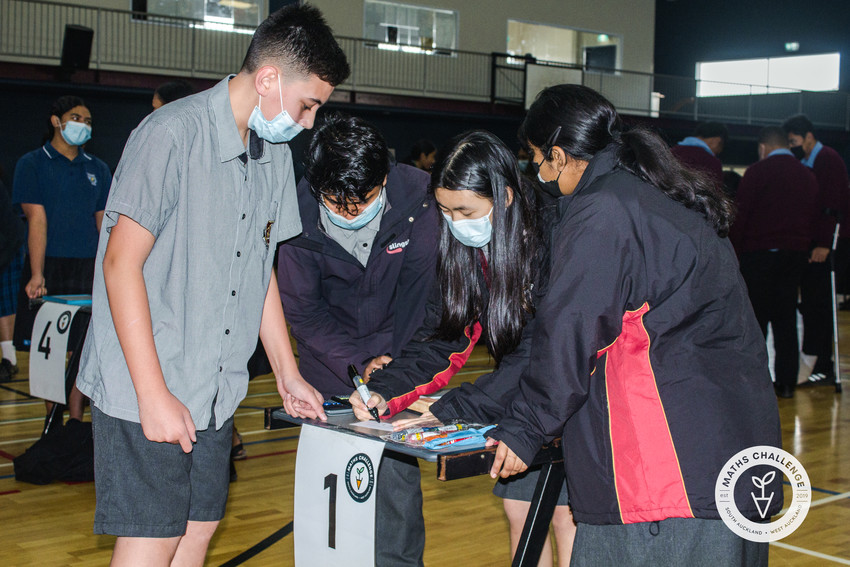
left=730, top=126, right=820, bottom=398
left=784, top=114, right=850, bottom=384
left=670, top=121, right=727, bottom=188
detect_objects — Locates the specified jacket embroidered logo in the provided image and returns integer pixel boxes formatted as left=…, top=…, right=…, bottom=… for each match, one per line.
left=386, top=239, right=410, bottom=254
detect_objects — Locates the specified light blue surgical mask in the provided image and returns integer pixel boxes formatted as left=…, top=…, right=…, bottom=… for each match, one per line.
left=248, top=73, right=304, bottom=143
left=442, top=207, right=493, bottom=248
left=60, top=120, right=92, bottom=146
left=323, top=188, right=385, bottom=230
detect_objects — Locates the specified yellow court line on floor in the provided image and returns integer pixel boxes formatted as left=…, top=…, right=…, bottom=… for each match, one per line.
left=770, top=541, right=850, bottom=565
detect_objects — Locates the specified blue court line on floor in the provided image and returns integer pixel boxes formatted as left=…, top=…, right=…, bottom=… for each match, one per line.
left=218, top=522, right=293, bottom=567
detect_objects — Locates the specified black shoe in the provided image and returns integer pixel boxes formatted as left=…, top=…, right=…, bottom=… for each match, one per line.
left=775, top=384, right=795, bottom=399
left=805, top=371, right=836, bottom=386
left=0, top=358, right=17, bottom=382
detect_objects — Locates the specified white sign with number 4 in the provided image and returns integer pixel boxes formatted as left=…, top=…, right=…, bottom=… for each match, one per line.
left=293, top=424, right=385, bottom=567
left=29, top=302, right=82, bottom=403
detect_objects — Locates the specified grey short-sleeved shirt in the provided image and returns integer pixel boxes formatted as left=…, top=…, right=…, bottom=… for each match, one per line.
left=77, top=76, right=302, bottom=429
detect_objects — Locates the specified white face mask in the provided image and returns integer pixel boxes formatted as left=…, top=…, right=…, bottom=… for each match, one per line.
left=323, top=188, right=385, bottom=230
left=247, top=73, right=304, bottom=143
left=442, top=207, right=493, bottom=248
left=60, top=120, right=92, bottom=146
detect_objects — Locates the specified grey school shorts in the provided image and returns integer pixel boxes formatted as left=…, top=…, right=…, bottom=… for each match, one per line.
left=91, top=404, right=233, bottom=537
left=493, top=465, right=569, bottom=506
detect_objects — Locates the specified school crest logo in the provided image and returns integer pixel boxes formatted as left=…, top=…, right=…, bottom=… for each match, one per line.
left=344, top=453, right=375, bottom=503
left=715, top=445, right=811, bottom=542
left=87, top=172, right=97, bottom=186
left=386, top=239, right=409, bottom=254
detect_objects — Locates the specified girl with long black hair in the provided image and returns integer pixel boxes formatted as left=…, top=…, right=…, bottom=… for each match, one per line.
left=354, top=130, right=575, bottom=566
left=486, top=84, right=781, bottom=565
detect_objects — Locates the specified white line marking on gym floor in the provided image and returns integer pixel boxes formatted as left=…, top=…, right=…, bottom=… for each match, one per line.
left=811, top=490, right=850, bottom=507
left=770, top=541, right=850, bottom=564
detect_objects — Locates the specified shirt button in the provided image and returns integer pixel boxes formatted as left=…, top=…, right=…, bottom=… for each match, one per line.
left=225, top=329, right=230, bottom=335
left=242, top=214, right=246, bottom=220
left=362, top=243, right=368, bottom=247
left=236, top=251, right=241, bottom=257
left=408, top=216, right=414, bottom=222
left=219, top=366, right=223, bottom=372
left=231, top=290, right=236, bottom=296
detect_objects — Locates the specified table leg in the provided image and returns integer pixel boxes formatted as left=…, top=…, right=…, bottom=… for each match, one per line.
left=511, top=462, right=565, bottom=567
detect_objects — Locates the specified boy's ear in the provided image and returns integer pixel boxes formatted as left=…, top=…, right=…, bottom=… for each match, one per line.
left=253, top=66, right=278, bottom=96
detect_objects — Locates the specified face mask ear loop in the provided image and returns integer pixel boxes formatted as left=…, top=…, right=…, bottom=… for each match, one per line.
left=277, top=72, right=284, bottom=116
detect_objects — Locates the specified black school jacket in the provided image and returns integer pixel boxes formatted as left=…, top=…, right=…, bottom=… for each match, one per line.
left=487, top=145, right=783, bottom=525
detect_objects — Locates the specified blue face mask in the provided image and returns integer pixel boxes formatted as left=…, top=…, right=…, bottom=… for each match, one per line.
left=323, top=188, right=385, bottom=230
left=443, top=207, right=493, bottom=248
left=60, top=120, right=92, bottom=146
left=248, top=73, right=304, bottom=143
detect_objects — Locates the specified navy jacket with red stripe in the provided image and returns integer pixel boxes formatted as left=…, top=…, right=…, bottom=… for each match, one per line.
left=489, top=145, right=783, bottom=525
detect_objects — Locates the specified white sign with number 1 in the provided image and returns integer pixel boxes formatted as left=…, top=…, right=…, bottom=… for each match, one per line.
left=29, top=302, right=82, bottom=404
left=293, top=424, right=385, bottom=567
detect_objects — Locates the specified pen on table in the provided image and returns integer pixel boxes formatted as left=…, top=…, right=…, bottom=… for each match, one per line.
left=349, top=363, right=381, bottom=422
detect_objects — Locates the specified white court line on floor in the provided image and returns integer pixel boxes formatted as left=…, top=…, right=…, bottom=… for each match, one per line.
left=779, top=490, right=850, bottom=514
left=811, top=490, right=850, bottom=508
left=0, top=436, right=38, bottom=446
left=770, top=541, right=850, bottom=565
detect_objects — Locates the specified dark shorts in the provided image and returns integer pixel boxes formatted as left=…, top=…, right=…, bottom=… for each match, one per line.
left=493, top=466, right=569, bottom=506
left=91, top=405, right=233, bottom=538
left=13, top=256, right=95, bottom=349
left=0, top=246, right=24, bottom=317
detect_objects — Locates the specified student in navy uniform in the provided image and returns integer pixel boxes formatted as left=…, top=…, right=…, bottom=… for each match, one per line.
left=670, top=121, right=727, bottom=188
left=353, top=130, right=576, bottom=566
left=0, top=172, right=25, bottom=381
left=784, top=114, right=850, bottom=385
left=12, top=95, right=111, bottom=421
left=730, top=126, right=820, bottom=398
left=277, top=113, right=439, bottom=566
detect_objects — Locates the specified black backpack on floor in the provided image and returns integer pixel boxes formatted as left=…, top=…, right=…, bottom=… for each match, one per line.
left=13, top=419, right=94, bottom=485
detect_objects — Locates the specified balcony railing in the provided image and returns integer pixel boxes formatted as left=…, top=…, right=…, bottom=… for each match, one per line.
left=2, top=0, right=848, bottom=129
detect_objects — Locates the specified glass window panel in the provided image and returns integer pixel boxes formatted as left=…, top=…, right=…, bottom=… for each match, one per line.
left=768, top=53, right=840, bottom=92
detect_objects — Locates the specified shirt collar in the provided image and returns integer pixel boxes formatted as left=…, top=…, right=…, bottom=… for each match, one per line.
left=212, top=75, right=270, bottom=164
left=801, top=141, right=823, bottom=168
left=42, top=141, right=92, bottom=162
left=678, top=136, right=715, bottom=156
left=768, top=148, right=794, bottom=158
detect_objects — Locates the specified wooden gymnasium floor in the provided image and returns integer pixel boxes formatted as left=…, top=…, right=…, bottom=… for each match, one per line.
left=1, top=326, right=850, bottom=566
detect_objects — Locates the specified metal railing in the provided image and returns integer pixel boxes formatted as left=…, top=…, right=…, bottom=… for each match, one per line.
left=2, top=0, right=849, bottom=129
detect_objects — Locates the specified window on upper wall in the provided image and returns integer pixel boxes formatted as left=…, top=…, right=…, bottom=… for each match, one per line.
left=364, top=0, right=458, bottom=54
left=507, top=20, right=620, bottom=72
left=696, top=53, right=840, bottom=97
left=131, top=0, right=261, bottom=31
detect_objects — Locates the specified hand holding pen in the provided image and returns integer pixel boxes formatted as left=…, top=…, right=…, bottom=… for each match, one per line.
left=349, top=364, right=381, bottom=422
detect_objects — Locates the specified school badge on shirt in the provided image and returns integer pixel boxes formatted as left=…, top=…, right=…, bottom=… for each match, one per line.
left=87, top=172, right=98, bottom=186
left=263, top=220, right=274, bottom=249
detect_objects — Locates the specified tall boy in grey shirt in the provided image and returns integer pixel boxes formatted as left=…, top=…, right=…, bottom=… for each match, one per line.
left=77, top=6, right=348, bottom=564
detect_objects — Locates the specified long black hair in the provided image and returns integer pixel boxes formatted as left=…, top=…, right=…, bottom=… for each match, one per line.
left=430, top=130, right=540, bottom=363
left=518, top=84, right=734, bottom=237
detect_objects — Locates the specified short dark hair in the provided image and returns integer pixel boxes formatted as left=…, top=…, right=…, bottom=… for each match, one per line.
left=695, top=121, right=728, bottom=144
left=241, top=4, right=350, bottom=87
left=44, top=95, right=86, bottom=142
left=759, top=126, right=788, bottom=147
left=305, top=114, right=390, bottom=213
left=154, top=80, right=194, bottom=104
left=783, top=114, right=815, bottom=139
